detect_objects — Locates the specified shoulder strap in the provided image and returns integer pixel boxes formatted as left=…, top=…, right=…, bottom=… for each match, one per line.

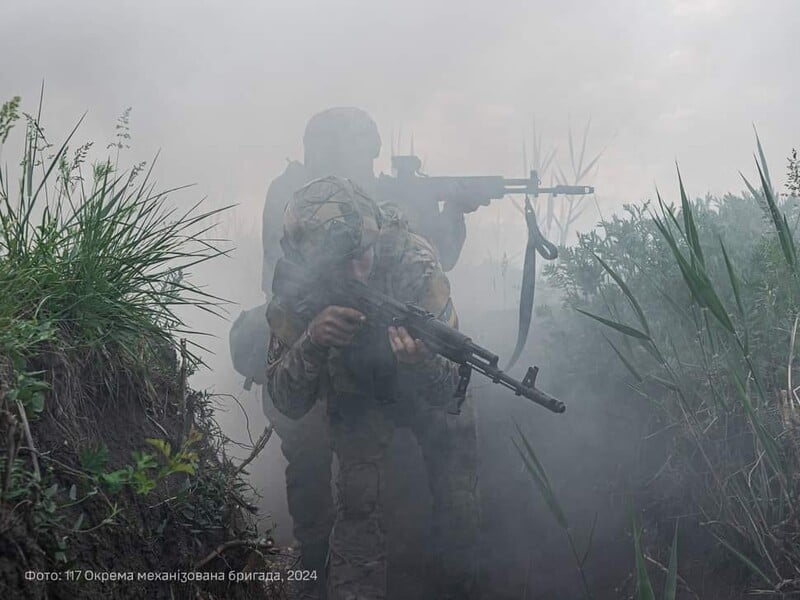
left=506, top=196, right=558, bottom=370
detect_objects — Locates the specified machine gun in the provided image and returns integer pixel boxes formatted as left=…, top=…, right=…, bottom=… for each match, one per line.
left=272, top=257, right=566, bottom=415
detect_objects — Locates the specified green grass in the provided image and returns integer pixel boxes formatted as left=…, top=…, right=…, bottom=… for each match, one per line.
left=0, top=96, right=229, bottom=375
left=0, top=97, right=270, bottom=575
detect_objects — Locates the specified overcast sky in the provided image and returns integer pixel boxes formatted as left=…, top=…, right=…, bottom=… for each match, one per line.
left=2, top=0, right=798, bottom=251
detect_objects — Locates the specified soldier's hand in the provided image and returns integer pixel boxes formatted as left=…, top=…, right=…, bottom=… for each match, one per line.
left=388, top=326, right=433, bottom=365
left=443, top=182, right=491, bottom=214
left=308, top=306, right=366, bottom=347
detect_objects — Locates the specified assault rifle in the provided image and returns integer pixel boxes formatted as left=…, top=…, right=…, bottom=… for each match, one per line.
left=272, top=257, right=566, bottom=415
left=378, top=154, right=594, bottom=203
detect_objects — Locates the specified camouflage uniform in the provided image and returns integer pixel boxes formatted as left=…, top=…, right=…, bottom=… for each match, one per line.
left=254, top=111, right=384, bottom=592
left=267, top=177, right=479, bottom=600
left=258, top=159, right=336, bottom=584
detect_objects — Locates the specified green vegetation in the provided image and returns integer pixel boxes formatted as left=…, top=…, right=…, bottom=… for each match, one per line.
left=536, top=135, right=800, bottom=593
left=632, top=519, right=679, bottom=600
left=78, top=429, right=201, bottom=496
left=0, top=96, right=226, bottom=373
left=0, top=96, right=270, bottom=598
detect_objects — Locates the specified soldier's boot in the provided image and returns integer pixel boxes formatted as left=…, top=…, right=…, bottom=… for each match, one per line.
left=429, top=547, right=480, bottom=600
left=298, top=540, right=328, bottom=599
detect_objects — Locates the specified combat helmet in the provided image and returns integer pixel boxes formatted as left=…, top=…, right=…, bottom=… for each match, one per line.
left=303, top=107, right=381, bottom=165
left=281, top=176, right=382, bottom=267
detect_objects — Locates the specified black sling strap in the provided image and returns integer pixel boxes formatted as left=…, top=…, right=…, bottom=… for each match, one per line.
left=505, top=196, right=558, bottom=371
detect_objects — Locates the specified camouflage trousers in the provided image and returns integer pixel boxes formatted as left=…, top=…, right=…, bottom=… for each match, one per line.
left=326, top=392, right=480, bottom=600
left=262, top=386, right=335, bottom=578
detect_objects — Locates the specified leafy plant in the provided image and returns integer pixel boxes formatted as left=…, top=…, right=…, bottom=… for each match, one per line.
left=5, top=370, right=49, bottom=417
left=147, top=426, right=202, bottom=477
left=79, top=444, right=111, bottom=475
left=76, top=429, right=202, bottom=497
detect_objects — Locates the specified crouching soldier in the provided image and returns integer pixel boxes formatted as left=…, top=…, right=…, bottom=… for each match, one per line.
left=266, top=176, right=480, bottom=600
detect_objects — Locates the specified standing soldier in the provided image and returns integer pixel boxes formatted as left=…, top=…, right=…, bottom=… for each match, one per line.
left=266, top=176, right=479, bottom=600
left=262, top=106, right=484, bottom=290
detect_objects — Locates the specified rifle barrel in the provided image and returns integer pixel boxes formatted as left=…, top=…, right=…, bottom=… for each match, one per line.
left=503, top=180, right=594, bottom=196
left=467, top=358, right=566, bottom=413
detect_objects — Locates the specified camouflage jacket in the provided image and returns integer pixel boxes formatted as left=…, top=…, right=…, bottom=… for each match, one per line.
left=265, top=209, right=459, bottom=420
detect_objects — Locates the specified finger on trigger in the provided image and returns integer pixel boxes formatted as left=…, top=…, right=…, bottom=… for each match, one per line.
left=401, top=331, right=416, bottom=354
left=337, top=307, right=366, bottom=324
left=387, top=328, right=398, bottom=350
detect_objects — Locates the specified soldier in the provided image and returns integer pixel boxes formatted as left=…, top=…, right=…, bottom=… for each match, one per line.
left=266, top=176, right=480, bottom=600
left=249, top=107, right=388, bottom=592
left=262, top=106, right=484, bottom=291
left=231, top=107, right=482, bottom=597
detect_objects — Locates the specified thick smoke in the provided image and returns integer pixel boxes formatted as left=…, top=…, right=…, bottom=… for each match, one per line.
left=3, top=1, right=799, bottom=597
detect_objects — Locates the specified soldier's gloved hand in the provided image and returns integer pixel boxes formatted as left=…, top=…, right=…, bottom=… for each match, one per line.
left=443, top=182, right=491, bottom=214
left=308, top=306, right=366, bottom=347
left=388, top=326, right=433, bottom=365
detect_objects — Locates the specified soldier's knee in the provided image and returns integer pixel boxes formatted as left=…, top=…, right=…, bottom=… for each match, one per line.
left=340, top=462, right=380, bottom=518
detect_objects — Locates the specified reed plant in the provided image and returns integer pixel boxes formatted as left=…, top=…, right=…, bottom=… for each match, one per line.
left=545, top=135, right=800, bottom=592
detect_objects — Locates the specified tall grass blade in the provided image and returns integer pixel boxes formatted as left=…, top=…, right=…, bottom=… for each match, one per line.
left=31, top=117, right=82, bottom=205
left=753, top=127, right=773, bottom=196
left=652, top=207, right=735, bottom=334
left=568, top=120, right=576, bottom=176
left=730, top=372, right=785, bottom=483
left=710, top=531, right=773, bottom=586
left=677, top=165, right=705, bottom=267
left=664, top=521, right=678, bottom=600
left=601, top=333, right=644, bottom=382
left=581, top=511, right=598, bottom=567
left=593, top=252, right=650, bottom=335
left=756, top=157, right=797, bottom=269
left=633, top=521, right=656, bottom=600
left=512, top=423, right=568, bottom=529
left=513, top=422, right=594, bottom=599
left=719, top=238, right=749, bottom=354
left=575, top=308, right=651, bottom=341
left=577, top=117, right=591, bottom=176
